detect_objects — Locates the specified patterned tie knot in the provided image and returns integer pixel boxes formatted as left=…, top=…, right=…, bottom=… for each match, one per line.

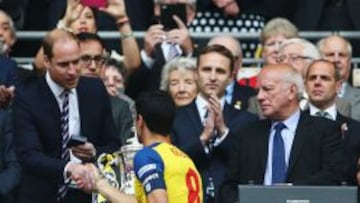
left=315, top=111, right=330, bottom=119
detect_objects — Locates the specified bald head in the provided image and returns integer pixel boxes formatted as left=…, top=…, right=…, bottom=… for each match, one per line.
left=317, top=35, right=352, bottom=81
left=42, top=29, right=79, bottom=59
left=208, top=35, right=242, bottom=76
left=257, top=64, right=303, bottom=120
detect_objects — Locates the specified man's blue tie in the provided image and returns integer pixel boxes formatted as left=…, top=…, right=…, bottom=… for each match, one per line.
left=57, top=90, right=70, bottom=201
left=272, top=122, right=287, bottom=184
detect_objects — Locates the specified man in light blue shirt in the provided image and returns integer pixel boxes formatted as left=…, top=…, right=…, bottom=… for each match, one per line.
left=220, top=63, right=345, bottom=202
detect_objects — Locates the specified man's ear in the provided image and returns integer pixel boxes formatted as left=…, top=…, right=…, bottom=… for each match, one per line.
left=288, top=84, right=298, bottom=100
left=136, top=114, right=144, bottom=128
left=335, top=80, right=342, bottom=94
left=43, top=55, right=51, bottom=69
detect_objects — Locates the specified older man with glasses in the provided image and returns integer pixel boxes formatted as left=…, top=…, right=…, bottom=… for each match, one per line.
left=276, top=38, right=320, bottom=78
left=275, top=37, right=351, bottom=117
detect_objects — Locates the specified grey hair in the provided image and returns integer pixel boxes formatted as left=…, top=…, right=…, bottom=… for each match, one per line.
left=0, top=10, right=16, bottom=40
left=260, top=17, right=298, bottom=44
left=316, top=35, right=352, bottom=57
left=280, top=38, right=321, bottom=60
left=282, top=67, right=305, bottom=100
left=160, top=57, right=197, bottom=91
left=207, top=35, right=242, bottom=58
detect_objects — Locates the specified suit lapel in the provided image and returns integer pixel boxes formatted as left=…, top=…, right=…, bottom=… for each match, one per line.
left=223, top=103, right=235, bottom=126
left=186, top=101, right=203, bottom=136
left=258, top=120, right=272, bottom=176
left=39, top=78, right=62, bottom=140
left=76, top=78, right=87, bottom=137
left=287, top=113, right=309, bottom=174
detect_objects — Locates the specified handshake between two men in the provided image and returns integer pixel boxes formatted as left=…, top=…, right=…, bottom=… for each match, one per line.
left=64, top=141, right=137, bottom=203
left=66, top=162, right=137, bottom=203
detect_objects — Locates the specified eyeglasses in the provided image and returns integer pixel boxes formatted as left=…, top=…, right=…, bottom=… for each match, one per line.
left=276, top=54, right=313, bottom=64
left=80, top=55, right=105, bottom=66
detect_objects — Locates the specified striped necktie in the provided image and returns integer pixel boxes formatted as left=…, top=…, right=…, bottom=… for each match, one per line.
left=315, top=111, right=331, bottom=120
left=167, top=43, right=180, bottom=61
left=57, top=90, right=71, bottom=201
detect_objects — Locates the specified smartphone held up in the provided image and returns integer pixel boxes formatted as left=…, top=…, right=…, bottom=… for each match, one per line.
left=160, top=3, right=187, bottom=30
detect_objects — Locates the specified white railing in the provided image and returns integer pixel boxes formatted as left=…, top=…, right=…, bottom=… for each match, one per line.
left=15, top=30, right=360, bottom=40
left=13, top=30, right=360, bottom=68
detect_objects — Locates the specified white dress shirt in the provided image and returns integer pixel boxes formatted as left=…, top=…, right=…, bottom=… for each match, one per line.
left=140, top=42, right=183, bottom=68
left=46, top=72, right=82, bottom=182
left=264, top=109, right=300, bottom=185
left=337, top=82, right=347, bottom=98
left=225, top=80, right=235, bottom=104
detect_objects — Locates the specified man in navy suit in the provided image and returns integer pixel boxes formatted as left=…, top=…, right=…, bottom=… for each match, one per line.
left=0, top=109, right=21, bottom=203
left=12, top=29, right=120, bottom=203
left=220, top=64, right=345, bottom=202
left=304, top=59, right=360, bottom=185
left=0, top=10, right=18, bottom=108
left=171, top=44, right=257, bottom=203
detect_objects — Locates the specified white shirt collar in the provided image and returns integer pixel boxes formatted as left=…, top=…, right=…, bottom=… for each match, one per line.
left=308, top=103, right=337, bottom=121
left=46, top=72, right=75, bottom=99
left=271, top=109, right=300, bottom=134
left=338, top=82, right=347, bottom=98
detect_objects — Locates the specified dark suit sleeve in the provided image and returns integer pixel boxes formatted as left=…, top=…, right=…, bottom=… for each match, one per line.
left=219, top=126, right=245, bottom=203
left=116, top=101, right=133, bottom=145
left=92, top=80, right=120, bottom=155
left=0, top=111, right=21, bottom=195
left=294, top=120, right=345, bottom=185
left=171, top=128, right=210, bottom=169
left=0, top=56, right=18, bottom=87
left=13, top=89, right=67, bottom=179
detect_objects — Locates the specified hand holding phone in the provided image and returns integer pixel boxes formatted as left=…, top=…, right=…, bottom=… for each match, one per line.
left=160, top=4, right=187, bottom=31
left=67, top=135, right=87, bottom=147
left=70, top=139, right=97, bottom=162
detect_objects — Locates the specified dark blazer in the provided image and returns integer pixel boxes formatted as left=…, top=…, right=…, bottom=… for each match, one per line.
left=230, top=82, right=256, bottom=111
left=13, top=76, right=120, bottom=203
left=291, top=0, right=360, bottom=30
left=0, top=110, right=21, bottom=203
left=126, top=44, right=165, bottom=99
left=171, top=100, right=257, bottom=203
left=220, top=113, right=345, bottom=202
left=110, top=96, right=134, bottom=146
left=0, top=56, right=17, bottom=87
left=335, top=113, right=360, bottom=185
left=302, top=109, right=360, bottom=185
